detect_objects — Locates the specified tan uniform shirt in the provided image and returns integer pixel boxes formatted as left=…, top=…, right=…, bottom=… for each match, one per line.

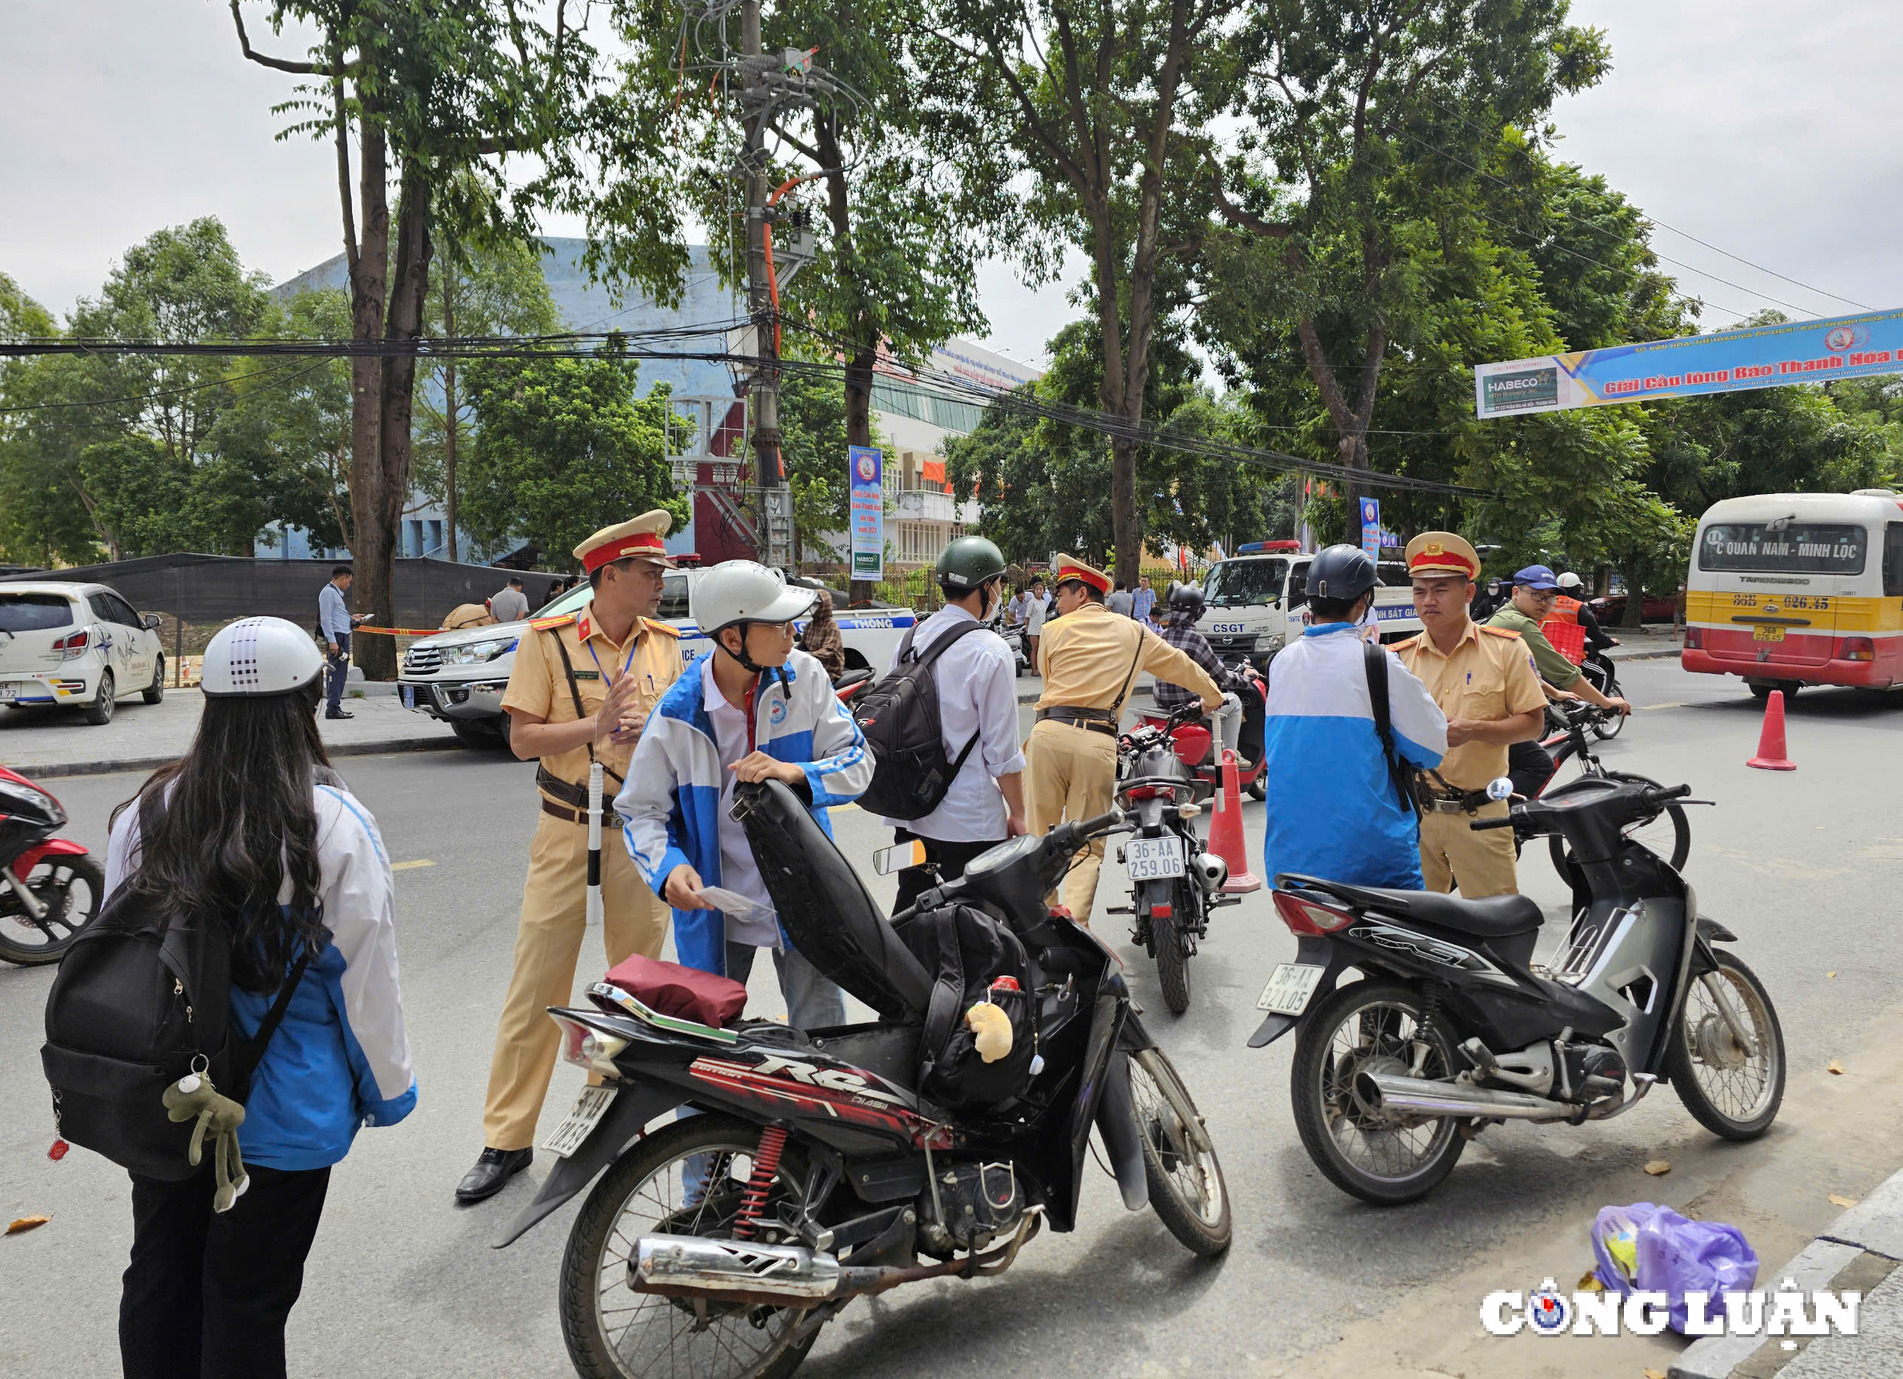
left=1393, top=620, right=1545, bottom=791
left=1036, top=601, right=1221, bottom=711
left=502, top=600, right=684, bottom=797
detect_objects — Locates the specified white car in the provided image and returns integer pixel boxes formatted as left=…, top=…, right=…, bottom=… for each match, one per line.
left=0, top=582, right=167, bottom=725
left=1199, top=551, right=1424, bottom=669
left=398, top=568, right=917, bottom=748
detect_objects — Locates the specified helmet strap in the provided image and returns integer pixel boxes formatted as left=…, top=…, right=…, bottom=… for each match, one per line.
left=718, top=624, right=771, bottom=677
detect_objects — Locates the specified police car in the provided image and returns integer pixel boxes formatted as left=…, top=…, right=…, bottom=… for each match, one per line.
left=1198, top=541, right=1423, bottom=671
left=397, top=567, right=915, bottom=748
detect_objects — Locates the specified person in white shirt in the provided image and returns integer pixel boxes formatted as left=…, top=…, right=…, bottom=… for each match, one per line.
left=1024, top=576, right=1049, bottom=666
left=883, top=537, right=1028, bottom=909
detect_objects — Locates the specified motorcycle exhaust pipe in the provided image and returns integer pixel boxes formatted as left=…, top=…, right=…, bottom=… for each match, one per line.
left=1355, top=1070, right=1564, bottom=1122
left=634, top=1234, right=843, bottom=1305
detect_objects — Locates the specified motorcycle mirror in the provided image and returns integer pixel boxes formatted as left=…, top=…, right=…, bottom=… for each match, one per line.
left=870, top=838, right=930, bottom=876
left=1485, top=776, right=1514, bottom=802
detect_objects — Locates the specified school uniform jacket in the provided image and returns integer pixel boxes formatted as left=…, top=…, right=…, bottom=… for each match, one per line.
left=616, top=648, right=874, bottom=975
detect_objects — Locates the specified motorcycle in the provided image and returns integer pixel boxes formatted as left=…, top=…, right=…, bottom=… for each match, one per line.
left=1248, top=774, right=1783, bottom=1205
left=496, top=780, right=1231, bottom=1379
left=831, top=667, right=874, bottom=713
left=1515, top=700, right=1689, bottom=881
left=0, top=766, right=104, bottom=966
left=1105, top=702, right=1236, bottom=1015
left=1135, top=667, right=1268, bottom=801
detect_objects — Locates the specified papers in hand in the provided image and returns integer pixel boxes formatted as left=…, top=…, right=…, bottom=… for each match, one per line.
left=694, top=885, right=775, bottom=923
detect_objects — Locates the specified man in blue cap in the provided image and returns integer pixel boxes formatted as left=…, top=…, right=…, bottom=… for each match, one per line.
left=1488, top=566, right=1632, bottom=717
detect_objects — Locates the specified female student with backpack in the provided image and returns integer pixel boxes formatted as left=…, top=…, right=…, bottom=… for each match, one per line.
left=101, top=616, right=415, bottom=1379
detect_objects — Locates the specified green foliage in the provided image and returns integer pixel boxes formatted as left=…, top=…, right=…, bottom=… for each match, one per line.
left=459, top=354, right=689, bottom=565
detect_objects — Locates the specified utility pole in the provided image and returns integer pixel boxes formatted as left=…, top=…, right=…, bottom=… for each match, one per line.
left=740, top=0, right=793, bottom=571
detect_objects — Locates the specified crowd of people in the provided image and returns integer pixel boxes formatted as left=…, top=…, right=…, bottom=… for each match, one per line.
left=79, top=505, right=1631, bottom=1376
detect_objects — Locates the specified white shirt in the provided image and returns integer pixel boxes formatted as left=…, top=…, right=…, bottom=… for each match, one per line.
left=699, top=656, right=781, bottom=947
left=1025, top=597, right=1047, bottom=635
left=880, top=603, right=1027, bottom=843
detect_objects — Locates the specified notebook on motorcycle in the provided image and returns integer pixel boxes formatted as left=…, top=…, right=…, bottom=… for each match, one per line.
left=600, top=954, right=748, bottom=1031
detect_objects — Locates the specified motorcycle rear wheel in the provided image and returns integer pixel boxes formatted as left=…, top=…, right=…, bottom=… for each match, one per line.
left=1291, top=980, right=1465, bottom=1205
left=1127, top=1048, right=1231, bottom=1257
left=560, top=1115, right=821, bottom=1379
left=1665, top=950, right=1785, bottom=1141
left=0, top=855, right=104, bottom=966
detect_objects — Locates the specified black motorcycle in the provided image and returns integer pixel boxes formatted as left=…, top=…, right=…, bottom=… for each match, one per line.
left=1517, top=700, right=1690, bottom=879
left=1105, top=702, right=1235, bottom=1014
left=496, top=781, right=1230, bottom=1379
left=0, top=765, right=104, bottom=966
left=1248, top=774, right=1784, bottom=1204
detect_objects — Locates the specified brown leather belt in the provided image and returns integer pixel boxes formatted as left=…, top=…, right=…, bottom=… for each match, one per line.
left=542, top=798, right=617, bottom=827
left=1036, top=706, right=1118, bottom=736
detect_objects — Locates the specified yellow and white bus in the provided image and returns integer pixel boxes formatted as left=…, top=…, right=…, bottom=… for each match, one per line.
left=1683, top=489, right=1903, bottom=695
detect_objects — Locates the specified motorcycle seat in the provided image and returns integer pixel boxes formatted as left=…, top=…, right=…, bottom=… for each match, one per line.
left=1280, top=874, right=1543, bottom=939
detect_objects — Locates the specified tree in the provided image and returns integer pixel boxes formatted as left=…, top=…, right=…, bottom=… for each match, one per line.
left=775, top=355, right=888, bottom=569
left=1205, top=0, right=1609, bottom=543
left=0, top=273, right=97, bottom=564
left=458, top=353, right=688, bottom=564
left=228, top=1, right=657, bottom=674
left=922, top=0, right=1240, bottom=582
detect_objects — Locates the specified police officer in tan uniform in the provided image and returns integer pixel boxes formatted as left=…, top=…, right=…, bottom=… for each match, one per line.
left=1391, top=533, right=1547, bottom=899
left=1026, top=556, right=1222, bottom=922
left=456, top=511, right=684, bottom=1204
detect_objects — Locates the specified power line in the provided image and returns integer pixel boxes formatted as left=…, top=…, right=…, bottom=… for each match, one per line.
left=0, top=357, right=334, bottom=416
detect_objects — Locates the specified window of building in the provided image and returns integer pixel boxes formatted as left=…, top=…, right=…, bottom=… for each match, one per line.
left=428, top=520, right=443, bottom=554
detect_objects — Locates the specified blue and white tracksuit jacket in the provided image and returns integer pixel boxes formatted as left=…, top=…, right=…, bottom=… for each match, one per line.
left=1260, top=623, right=1449, bottom=890
left=617, top=648, right=874, bottom=976
left=104, top=782, right=417, bottom=1171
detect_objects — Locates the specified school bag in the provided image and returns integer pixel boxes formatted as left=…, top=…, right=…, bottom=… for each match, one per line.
left=852, top=620, right=988, bottom=820
left=900, top=903, right=1038, bottom=1108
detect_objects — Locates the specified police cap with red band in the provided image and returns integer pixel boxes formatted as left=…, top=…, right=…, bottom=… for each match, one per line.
left=1051, top=555, right=1112, bottom=595
left=575, top=510, right=677, bottom=573
left=1403, top=530, right=1480, bottom=580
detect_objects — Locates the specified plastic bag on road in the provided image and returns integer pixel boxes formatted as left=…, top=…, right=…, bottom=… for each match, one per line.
left=1592, top=1202, right=1759, bottom=1332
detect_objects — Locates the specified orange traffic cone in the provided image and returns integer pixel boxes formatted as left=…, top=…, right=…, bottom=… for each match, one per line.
left=1208, top=749, right=1263, bottom=893
left=1747, top=689, right=1796, bottom=771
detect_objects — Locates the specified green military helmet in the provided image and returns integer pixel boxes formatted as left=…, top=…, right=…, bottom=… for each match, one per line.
left=935, top=535, right=1007, bottom=591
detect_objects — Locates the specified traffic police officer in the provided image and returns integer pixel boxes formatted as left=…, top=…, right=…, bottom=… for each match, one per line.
left=1026, top=555, right=1222, bottom=922
left=1392, top=532, right=1547, bottom=898
left=457, top=510, right=684, bottom=1204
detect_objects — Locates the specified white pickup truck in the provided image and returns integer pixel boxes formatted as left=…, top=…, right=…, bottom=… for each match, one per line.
left=1198, top=550, right=1423, bottom=671
left=397, top=568, right=916, bottom=748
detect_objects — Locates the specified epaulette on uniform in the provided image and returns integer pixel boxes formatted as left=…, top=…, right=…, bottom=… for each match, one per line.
left=645, top=617, right=682, bottom=638
left=1391, top=634, right=1422, bottom=651
left=1481, top=625, right=1522, bottom=640
left=529, top=613, right=577, bottom=631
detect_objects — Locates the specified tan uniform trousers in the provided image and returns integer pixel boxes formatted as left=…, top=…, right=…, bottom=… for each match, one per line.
left=1024, top=717, right=1119, bottom=923
left=1418, top=799, right=1519, bottom=899
left=482, top=808, right=669, bottom=1150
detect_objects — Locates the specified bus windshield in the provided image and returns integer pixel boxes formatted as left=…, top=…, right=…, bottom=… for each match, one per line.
left=1698, top=523, right=1867, bottom=575
left=1204, top=559, right=1287, bottom=607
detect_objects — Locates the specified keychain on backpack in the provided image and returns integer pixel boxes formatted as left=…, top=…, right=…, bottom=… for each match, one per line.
left=162, top=1060, right=250, bottom=1212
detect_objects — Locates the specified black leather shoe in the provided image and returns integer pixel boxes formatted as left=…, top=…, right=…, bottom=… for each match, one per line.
left=455, top=1147, right=532, bottom=1204
left=325, top=710, right=355, bottom=720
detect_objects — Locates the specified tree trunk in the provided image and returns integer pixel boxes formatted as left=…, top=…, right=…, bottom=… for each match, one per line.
left=346, top=119, right=390, bottom=666
left=818, top=140, right=878, bottom=606
left=1621, top=558, right=1646, bottom=630
left=443, top=266, right=458, bottom=564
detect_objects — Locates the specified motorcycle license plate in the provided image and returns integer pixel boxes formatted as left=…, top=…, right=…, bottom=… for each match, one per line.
left=1256, top=963, right=1325, bottom=1016
left=1752, top=626, right=1785, bottom=643
left=1126, top=835, right=1186, bottom=880
left=541, top=1084, right=615, bottom=1158
left=399, top=684, right=417, bottom=709
left=0, top=683, right=14, bottom=701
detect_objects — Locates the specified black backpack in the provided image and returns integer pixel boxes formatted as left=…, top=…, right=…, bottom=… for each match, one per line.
left=40, top=791, right=311, bottom=1180
left=900, top=903, right=1038, bottom=1108
left=852, top=619, right=987, bottom=820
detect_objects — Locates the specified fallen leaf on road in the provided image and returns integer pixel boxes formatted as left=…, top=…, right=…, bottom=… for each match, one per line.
left=1829, top=1194, right=1858, bottom=1207
left=1577, top=1269, right=1604, bottom=1292
left=6, top=1215, right=49, bottom=1235
left=1828, top=1060, right=1845, bottom=1075
left=1827, top=971, right=1837, bottom=979
left=1644, top=1160, right=1671, bottom=1176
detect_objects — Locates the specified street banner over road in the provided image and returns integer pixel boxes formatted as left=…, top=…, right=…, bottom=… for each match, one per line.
left=848, top=445, right=884, bottom=580
left=1474, top=307, right=1903, bottom=419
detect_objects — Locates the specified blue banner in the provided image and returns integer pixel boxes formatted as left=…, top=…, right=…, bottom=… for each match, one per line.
left=1474, top=307, right=1903, bottom=418
left=848, top=445, right=884, bottom=580
left=1359, top=497, right=1381, bottom=558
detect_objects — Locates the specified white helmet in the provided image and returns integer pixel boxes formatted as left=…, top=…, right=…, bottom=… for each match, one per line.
left=201, top=616, right=325, bottom=699
left=691, top=561, right=818, bottom=636
left=1556, top=571, right=1584, bottom=592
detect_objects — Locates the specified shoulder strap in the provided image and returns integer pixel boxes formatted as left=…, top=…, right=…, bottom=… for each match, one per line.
left=1362, top=641, right=1417, bottom=814
left=914, top=618, right=986, bottom=670
left=1109, top=626, right=1148, bottom=713
left=895, top=623, right=920, bottom=665
left=545, top=628, right=625, bottom=789
left=919, top=909, right=968, bottom=1084
left=231, top=947, right=315, bottom=1101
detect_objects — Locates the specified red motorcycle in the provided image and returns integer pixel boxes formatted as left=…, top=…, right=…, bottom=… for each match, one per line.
left=1135, top=669, right=1269, bottom=801
left=0, top=766, right=104, bottom=965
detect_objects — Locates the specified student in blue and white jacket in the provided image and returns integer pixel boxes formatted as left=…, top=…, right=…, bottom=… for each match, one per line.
left=618, top=562, right=874, bottom=1029
left=105, top=617, right=414, bottom=1379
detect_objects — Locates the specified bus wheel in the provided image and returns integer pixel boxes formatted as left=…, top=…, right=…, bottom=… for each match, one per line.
left=1750, top=681, right=1798, bottom=701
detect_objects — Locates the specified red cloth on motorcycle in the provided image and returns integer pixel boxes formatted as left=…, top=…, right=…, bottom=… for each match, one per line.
left=603, top=954, right=748, bottom=1028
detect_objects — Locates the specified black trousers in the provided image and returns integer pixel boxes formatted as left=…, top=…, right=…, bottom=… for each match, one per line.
left=324, top=632, right=350, bottom=713
left=121, top=1163, right=331, bottom=1379
left=893, top=829, right=1008, bottom=911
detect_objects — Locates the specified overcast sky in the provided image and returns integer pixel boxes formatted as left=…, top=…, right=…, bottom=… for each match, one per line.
left=2, top=1, right=1897, bottom=367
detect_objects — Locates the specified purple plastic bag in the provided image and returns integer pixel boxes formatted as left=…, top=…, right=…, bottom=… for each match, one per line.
left=1592, top=1202, right=1760, bottom=1333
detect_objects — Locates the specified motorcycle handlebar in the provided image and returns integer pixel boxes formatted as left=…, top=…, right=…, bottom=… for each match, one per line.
left=1643, top=783, right=1692, bottom=805
left=1469, top=816, right=1515, bottom=831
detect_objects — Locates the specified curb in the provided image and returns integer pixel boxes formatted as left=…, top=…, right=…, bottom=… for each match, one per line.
left=1611, top=648, right=1682, bottom=663
left=23, top=733, right=466, bottom=780
left=1671, top=1165, right=1903, bottom=1378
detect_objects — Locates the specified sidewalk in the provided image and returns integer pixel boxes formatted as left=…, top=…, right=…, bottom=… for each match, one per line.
left=1673, top=1167, right=1903, bottom=1378
left=0, top=685, right=462, bottom=779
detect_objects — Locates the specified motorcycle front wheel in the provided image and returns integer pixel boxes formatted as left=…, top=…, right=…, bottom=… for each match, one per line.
left=1290, top=980, right=1466, bottom=1204
left=0, top=855, right=104, bottom=966
left=1126, top=1047, right=1231, bottom=1257
left=561, top=1114, right=821, bottom=1379
left=1142, top=878, right=1193, bottom=1015
left=1665, top=950, right=1785, bottom=1141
